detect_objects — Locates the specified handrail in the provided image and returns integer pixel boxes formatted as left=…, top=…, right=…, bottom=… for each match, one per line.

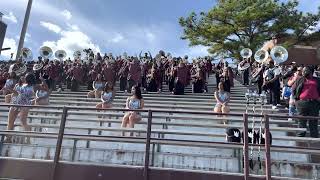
left=0, top=104, right=319, bottom=180
left=0, top=104, right=319, bottom=120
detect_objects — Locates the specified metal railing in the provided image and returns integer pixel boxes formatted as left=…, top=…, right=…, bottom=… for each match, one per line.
left=0, top=104, right=319, bottom=180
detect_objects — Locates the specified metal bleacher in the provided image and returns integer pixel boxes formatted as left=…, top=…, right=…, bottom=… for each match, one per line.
left=0, top=75, right=319, bottom=180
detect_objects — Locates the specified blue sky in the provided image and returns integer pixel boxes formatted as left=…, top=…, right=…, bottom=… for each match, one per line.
left=0, top=0, right=319, bottom=60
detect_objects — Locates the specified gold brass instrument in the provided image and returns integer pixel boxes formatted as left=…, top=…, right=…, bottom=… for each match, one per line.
left=39, top=46, right=53, bottom=59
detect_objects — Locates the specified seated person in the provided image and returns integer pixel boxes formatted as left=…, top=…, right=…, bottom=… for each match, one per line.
left=32, top=79, right=51, bottom=105
left=96, top=82, right=115, bottom=109
left=121, top=85, right=144, bottom=136
left=87, top=74, right=105, bottom=98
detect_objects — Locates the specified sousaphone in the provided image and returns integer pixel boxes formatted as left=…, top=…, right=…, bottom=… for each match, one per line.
left=39, top=46, right=53, bottom=59
left=55, top=50, right=67, bottom=61
left=254, top=49, right=269, bottom=64
left=73, top=50, right=82, bottom=60
left=240, top=48, right=253, bottom=59
left=270, top=46, right=288, bottom=64
left=21, top=47, right=33, bottom=62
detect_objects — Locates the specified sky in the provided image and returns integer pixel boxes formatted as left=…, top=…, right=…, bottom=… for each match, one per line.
left=0, top=0, right=319, bottom=61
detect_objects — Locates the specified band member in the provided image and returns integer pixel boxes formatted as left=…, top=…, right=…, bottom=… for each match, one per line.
left=251, top=63, right=265, bottom=94
left=71, top=63, right=83, bottom=92
left=147, top=64, right=161, bottom=92
left=6, top=73, right=39, bottom=143
left=240, top=60, right=250, bottom=86
left=168, top=62, right=177, bottom=93
left=215, top=62, right=222, bottom=88
left=121, top=85, right=144, bottom=136
left=87, top=74, right=105, bottom=98
left=118, top=60, right=129, bottom=92
left=127, top=58, right=141, bottom=92
left=192, top=65, right=205, bottom=93
left=102, top=62, right=115, bottom=85
left=88, top=67, right=98, bottom=90
left=32, top=79, right=51, bottom=105
left=174, top=60, right=188, bottom=95
left=263, top=60, right=281, bottom=109
left=96, top=82, right=115, bottom=109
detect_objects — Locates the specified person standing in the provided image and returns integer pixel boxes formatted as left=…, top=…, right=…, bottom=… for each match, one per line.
left=263, top=60, right=281, bottom=109
left=292, top=66, right=320, bottom=138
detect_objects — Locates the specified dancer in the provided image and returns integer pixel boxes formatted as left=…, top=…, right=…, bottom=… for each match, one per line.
left=121, top=85, right=144, bottom=136
left=96, top=82, right=115, bottom=109
left=6, top=73, right=39, bottom=143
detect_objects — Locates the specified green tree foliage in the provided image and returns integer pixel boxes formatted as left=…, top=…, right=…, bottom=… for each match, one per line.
left=179, top=0, right=320, bottom=60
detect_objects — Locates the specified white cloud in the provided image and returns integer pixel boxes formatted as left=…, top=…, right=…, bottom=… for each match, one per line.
left=67, top=23, right=79, bottom=31
left=3, top=12, right=18, bottom=24
left=40, top=21, right=62, bottom=34
left=1, top=38, right=17, bottom=59
left=175, top=46, right=209, bottom=60
left=146, top=32, right=155, bottom=42
left=61, top=10, right=72, bottom=20
left=41, top=29, right=100, bottom=59
left=110, top=33, right=124, bottom=43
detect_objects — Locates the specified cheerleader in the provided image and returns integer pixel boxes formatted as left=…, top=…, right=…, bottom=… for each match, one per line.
left=0, top=72, right=17, bottom=96
left=121, top=85, right=144, bottom=136
left=32, top=79, right=51, bottom=105
left=96, top=83, right=115, bottom=109
left=214, top=82, right=230, bottom=114
left=6, top=73, right=40, bottom=143
left=87, top=74, right=105, bottom=98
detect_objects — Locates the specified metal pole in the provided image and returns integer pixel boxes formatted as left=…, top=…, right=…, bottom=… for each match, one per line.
left=16, top=0, right=33, bottom=60
left=51, top=106, right=69, bottom=180
left=264, top=114, right=272, bottom=180
left=144, top=110, right=153, bottom=180
left=243, top=113, right=249, bottom=180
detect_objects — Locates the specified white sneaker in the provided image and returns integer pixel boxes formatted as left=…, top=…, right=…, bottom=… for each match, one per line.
left=288, top=118, right=293, bottom=122
left=272, top=106, right=277, bottom=110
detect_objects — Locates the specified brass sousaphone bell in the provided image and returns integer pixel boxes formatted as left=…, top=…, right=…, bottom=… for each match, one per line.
left=254, top=49, right=269, bottom=64
left=270, top=46, right=288, bottom=64
left=238, top=48, right=252, bottom=71
left=21, top=47, right=33, bottom=62
left=39, top=46, right=53, bottom=59
left=55, top=50, right=67, bottom=61
left=73, top=50, right=82, bottom=60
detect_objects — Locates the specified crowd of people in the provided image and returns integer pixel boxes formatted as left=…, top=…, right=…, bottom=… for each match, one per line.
left=0, top=48, right=319, bottom=140
left=0, top=50, right=217, bottom=139
left=237, top=59, right=320, bottom=138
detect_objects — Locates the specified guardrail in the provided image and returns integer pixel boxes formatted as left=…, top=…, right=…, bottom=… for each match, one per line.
left=0, top=104, right=319, bottom=180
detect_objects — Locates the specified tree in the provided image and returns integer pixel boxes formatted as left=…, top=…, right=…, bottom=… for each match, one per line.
left=179, top=0, right=320, bottom=60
